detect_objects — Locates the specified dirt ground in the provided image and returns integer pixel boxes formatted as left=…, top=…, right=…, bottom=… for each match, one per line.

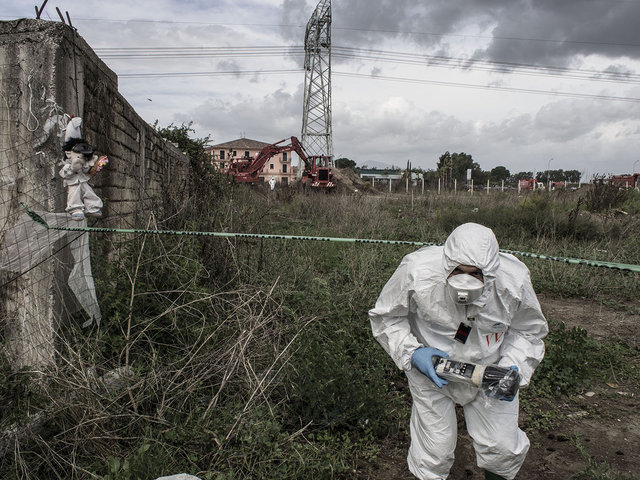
left=332, top=167, right=367, bottom=193
left=363, top=296, right=640, bottom=479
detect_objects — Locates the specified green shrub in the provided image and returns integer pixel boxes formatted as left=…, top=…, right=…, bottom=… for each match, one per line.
left=582, top=182, right=630, bottom=213
left=283, top=323, right=390, bottom=433
left=621, top=189, right=640, bottom=214
left=529, top=325, right=595, bottom=397
left=529, top=322, right=638, bottom=398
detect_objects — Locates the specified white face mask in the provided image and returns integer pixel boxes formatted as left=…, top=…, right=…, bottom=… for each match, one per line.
left=447, top=273, right=484, bottom=305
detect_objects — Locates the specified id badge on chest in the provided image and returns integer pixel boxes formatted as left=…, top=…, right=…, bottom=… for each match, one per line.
left=454, top=321, right=472, bottom=344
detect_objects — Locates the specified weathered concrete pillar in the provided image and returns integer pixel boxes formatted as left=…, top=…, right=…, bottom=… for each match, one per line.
left=1, top=265, right=57, bottom=369
left=0, top=19, right=67, bottom=370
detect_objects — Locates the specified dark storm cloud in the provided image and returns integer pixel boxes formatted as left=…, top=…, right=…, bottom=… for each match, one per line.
left=480, top=0, right=640, bottom=65
left=281, top=0, right=477, bottom=48
left=281, top=0, right=640, bottom=66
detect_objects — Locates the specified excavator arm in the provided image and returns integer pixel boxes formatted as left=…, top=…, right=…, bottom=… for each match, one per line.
left=226, top=137, right=311, bottom=183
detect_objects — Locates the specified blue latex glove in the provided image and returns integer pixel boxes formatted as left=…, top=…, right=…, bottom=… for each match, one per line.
left=411, top=347, right=449, bottom=388
left=500, top=365, right=519, bottom=402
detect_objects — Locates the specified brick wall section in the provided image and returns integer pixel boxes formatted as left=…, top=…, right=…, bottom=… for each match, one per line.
left=0, top=18, right=192, bottom=368
left=0, top=18, right=190, bottom=227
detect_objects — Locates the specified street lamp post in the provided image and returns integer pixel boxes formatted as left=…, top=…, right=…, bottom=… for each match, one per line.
left=547, top=158, right=553, bottom=191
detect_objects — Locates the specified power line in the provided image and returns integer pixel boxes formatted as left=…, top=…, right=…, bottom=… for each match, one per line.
left=333, top=71, right=640, bottom=102
left=5, top=9, right=640, bottom=49
left=116, top=67, right=640, bottom=102
left=333, top=26, right=640, bottom=50
left=95, top=44, right=640, bottom=85
left=95, top=46, right=304, bottom=53
left=96, top=46, right=305, bottom=59
left=332, top=47, right=640, bottom=85
left=335, top=46, right=640, bottom=79
left=118, top=69, right=300, bottom=78
left=57, top=16, right=640, bottom=49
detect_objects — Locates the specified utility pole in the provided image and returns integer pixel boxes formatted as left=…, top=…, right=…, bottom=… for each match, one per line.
left=300, top=0, right=333, bottom=177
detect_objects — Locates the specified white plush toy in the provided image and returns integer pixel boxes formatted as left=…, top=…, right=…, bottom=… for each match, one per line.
left=59, top=117, right=107, bottom=220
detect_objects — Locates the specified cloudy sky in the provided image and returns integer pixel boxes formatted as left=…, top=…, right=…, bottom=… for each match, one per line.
left=3, top=0, right=640, bottom=177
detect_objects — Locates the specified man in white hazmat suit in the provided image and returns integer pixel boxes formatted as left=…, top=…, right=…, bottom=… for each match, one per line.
left=369, top=223, right=548, bottom=480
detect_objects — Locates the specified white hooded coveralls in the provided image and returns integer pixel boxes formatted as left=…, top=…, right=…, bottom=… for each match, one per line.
left=369, top=223, right=548, bottom=480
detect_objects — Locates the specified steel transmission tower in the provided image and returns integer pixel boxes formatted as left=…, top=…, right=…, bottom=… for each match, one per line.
left=300, top=0, right=333, bottom=173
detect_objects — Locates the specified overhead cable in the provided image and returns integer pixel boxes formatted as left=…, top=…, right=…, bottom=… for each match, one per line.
left=115, top=67, right=640, bottom=102
left=94, top=44, right=640, bottom=85
left=118, top=69, right=300, bottom=78
left=60, top=16, right=640, bottom=50
left=333, top=71, right=640, bottom=102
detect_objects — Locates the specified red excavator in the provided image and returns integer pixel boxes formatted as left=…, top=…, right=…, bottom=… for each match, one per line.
left=225, top=136, right=335, bottom=190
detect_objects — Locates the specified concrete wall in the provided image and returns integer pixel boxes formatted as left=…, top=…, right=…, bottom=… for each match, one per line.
left=0, top=18, right=191, bottom=369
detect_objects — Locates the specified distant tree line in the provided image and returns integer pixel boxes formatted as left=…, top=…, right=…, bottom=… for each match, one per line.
left=534, top=169, right=582, bottom=183
left=334, top=152, right=582, bottom=185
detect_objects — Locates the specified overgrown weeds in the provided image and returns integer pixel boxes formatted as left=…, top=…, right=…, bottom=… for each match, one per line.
left=1, top=181, right=639, bottom=479
left=526, top=322, right=638, bottom=399
left=582, top=179, right=631, bottom=213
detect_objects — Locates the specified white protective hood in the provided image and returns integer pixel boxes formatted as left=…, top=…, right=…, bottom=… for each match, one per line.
left=442, top=223, right=500, bottom=282
left=442, top=223, right=501, bottom=306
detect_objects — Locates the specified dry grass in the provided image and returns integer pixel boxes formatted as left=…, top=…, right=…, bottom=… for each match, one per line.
left=2, top=183, right=639, bottom=479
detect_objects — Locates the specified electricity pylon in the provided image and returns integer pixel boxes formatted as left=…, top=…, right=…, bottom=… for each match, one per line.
left=300, top=0, right=333, bottom=175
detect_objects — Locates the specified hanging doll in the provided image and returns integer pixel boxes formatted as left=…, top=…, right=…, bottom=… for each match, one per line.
left=59, top=117, right=108, bottom=220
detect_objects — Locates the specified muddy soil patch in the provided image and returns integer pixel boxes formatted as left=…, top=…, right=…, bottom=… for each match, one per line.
left=539, top=295, right=640, bottom=348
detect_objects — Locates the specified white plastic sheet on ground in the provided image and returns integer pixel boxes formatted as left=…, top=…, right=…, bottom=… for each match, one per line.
left=154, top=475, right=202, bottom=480
left=0, top=212, right=101, bottom=327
